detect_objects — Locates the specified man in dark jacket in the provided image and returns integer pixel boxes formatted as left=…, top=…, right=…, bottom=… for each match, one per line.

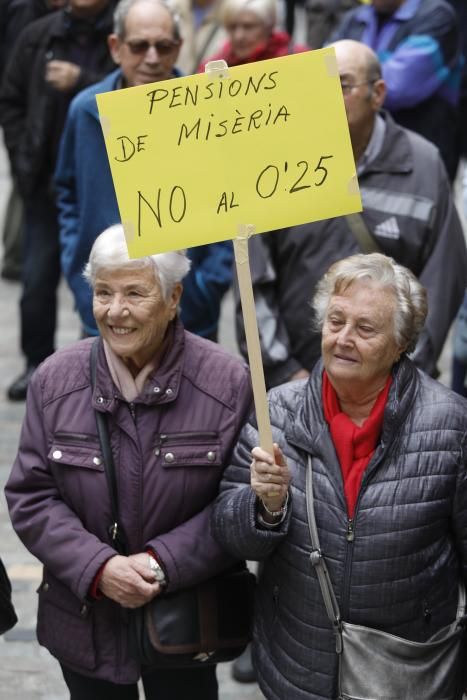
left=235, top=39, right=467, bottom=387
left=330, top=0, right=463, bottom=181
left=55, top=0, right=234, bottom=344
left=0, top=0, right=116, bottom=400
left=0, top=0, right=65, bottom=282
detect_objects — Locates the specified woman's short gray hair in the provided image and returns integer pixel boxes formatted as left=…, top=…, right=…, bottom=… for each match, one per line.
left=223, top=0, right=277, bottom=29
left=312, top=253, right=428, bottom=353
left=83, top=224, right=191, bottom=301
left=113, top=0, right=181, bottom=41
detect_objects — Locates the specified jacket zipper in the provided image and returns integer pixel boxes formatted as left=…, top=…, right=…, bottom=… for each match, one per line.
left=341, top=517, right=356, bottom=620
left=341, top=442, right=388, bottom=619
left=53, top=432, right=95, bottom=442
left=159, top=431, right=218, bottom=444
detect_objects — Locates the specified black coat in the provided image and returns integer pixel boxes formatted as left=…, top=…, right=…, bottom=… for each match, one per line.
left=0, top=3, right=115, bottom=196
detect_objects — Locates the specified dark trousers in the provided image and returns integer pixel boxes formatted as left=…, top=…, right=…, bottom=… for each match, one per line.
left=61, top=664, right=218, bottom=700
left=21, top=187, right=61, bottom=366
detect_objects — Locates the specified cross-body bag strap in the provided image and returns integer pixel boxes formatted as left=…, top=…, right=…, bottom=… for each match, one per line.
left=90, top=338, right=127, bottom=555
left=305, top=455, right=343, bottom=651
left=345, top=213, right=384, bottom=254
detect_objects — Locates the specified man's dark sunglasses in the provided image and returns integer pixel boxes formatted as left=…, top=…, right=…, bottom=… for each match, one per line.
left=124, top=39, right=180, bottom=56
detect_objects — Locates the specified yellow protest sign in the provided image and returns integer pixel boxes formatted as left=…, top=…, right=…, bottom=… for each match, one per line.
left=96, top=47, right=361, bottom=257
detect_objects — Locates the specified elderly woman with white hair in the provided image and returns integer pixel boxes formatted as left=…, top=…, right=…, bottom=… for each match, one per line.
left=213, top=253, right=467, bottom=700
left=5, top=225, right=252, bottom=700
left=199, top=0, right=308, bottom=70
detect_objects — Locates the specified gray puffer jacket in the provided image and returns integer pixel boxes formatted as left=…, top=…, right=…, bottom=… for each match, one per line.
left=212, top=357, right=467, bottom=699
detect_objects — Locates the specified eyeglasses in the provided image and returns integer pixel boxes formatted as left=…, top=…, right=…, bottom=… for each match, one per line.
left=124, top=39, right=180, bottom=56
left=340, top=80, right=376, bottom=96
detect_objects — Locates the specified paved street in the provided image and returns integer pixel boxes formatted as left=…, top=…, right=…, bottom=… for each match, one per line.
left=0, top=126, right=465, bottom=699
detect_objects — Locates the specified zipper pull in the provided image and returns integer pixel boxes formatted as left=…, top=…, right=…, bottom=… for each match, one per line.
left=346, top=518, right=354, bottom=542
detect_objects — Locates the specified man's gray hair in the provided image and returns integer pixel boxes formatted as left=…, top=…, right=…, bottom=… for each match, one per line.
left=113, top=0, right=182, bottom=40
left=312, top=253, right=427, bottom=353
left=83, top=224, right=191, bottom=301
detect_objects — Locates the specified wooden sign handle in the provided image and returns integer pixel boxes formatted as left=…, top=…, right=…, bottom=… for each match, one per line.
left=234, top=226, right=274, bottom=457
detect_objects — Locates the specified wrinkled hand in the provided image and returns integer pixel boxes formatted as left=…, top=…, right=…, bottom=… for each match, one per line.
left=45, top=60, right=81, bottom=91
left=290, top=368, right=310, bottom=382
left=251, top=443, right=290, bottom=512
left=99, top=554, right=161, bottom=608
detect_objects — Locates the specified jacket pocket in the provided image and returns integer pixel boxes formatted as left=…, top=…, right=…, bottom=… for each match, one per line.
left=37, top=573, right=96, bottom=671
left=48, top=436, right=104, bottom=472
left=47, top=437, right=105, bottom=516
left=156, top=431, right=221, bottom=468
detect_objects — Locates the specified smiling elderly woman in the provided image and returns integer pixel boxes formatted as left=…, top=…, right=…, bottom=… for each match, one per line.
left=5, top=225, right=252, bottom=700
left=212, top=253, right=467, bottom=700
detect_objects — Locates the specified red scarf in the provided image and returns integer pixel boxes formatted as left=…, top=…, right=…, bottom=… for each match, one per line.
left=199, top=32, right=309, bottom=71
left=322, top=371, right=391, bottom=518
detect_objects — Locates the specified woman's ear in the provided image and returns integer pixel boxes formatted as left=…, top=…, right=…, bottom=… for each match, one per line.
left=169, top=283, right=183, bottom=320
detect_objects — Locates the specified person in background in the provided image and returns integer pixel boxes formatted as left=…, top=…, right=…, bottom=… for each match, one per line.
left=0, top=0, right=116, bottom=401
left=199, top=0, right=309, bottom=70
left=175, top=0, right=227, bottom=74
left=0, top=0, right=67, bottom=282
left=5, top=224, right=252, bottom=700
left=213, top=253, right=467, bottom=700
left=305, top=0, right=360, bottom=48
left=330, top=0, right=463, bottom=181
left=55, top=0, right=234, bottom=345
left=235, top=40, right=466, bottom=388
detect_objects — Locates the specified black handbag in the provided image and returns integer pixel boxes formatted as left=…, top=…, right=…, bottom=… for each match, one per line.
left=90, top=339, right=255, bottom=668
left=0, top=557, right=18, bottom=635
left=129, top=566, right=255, bottom=668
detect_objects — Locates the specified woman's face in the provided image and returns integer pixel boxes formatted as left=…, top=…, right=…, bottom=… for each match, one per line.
left=226, top=10, right=271, bottom=60
left=93, top=265, right=182, bottom=371
left=321, top=279, right=403, bottom=394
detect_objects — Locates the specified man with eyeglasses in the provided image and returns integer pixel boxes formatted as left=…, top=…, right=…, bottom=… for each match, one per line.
left=234, top=39, right=466, bottom=388
left=55, top=0, right=234, bottom=345
left=330, top=0, right=462, bottom=182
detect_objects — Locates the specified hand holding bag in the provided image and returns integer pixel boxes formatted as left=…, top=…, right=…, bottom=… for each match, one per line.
left=305, top=455, right=466, bottom=700
left=90, top=339, right=255, bottom=669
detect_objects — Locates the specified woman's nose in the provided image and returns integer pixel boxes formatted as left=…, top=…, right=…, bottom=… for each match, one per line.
left=107, top=294, right=127, bottom=317
left=336, top=323, right=354, bottom=345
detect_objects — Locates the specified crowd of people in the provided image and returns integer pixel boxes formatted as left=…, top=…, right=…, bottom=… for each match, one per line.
left=2, top=0, right=467, bottom=699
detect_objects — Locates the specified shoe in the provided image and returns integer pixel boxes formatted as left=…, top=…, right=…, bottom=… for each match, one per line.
left=231, top=643, right=256, bottom=683
left=7, top=366, right=37, bottom=401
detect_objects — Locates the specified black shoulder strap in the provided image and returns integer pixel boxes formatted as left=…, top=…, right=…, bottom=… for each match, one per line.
left=90, top=339, right=127, bottom=555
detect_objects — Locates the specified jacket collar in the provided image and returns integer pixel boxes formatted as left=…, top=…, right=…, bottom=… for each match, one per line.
left=285, top=355, right=419, bottom=461
left=359, top=110, right=413, bottom=177
left=48, top=2, right=114, bottom=39
left=353, top=0, right=421, bottom=25
left=91, top=318, right=186, bottom=414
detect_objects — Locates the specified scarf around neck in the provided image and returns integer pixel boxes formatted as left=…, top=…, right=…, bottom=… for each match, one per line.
left=322, top=371, right=391, bottom=518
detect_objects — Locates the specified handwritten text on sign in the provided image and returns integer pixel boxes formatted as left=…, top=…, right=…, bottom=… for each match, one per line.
left=96, top=48, right=361, bottom=257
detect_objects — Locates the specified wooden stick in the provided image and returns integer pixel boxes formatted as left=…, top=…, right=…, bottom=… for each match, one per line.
left=234, top=226, right=273, bottom=457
